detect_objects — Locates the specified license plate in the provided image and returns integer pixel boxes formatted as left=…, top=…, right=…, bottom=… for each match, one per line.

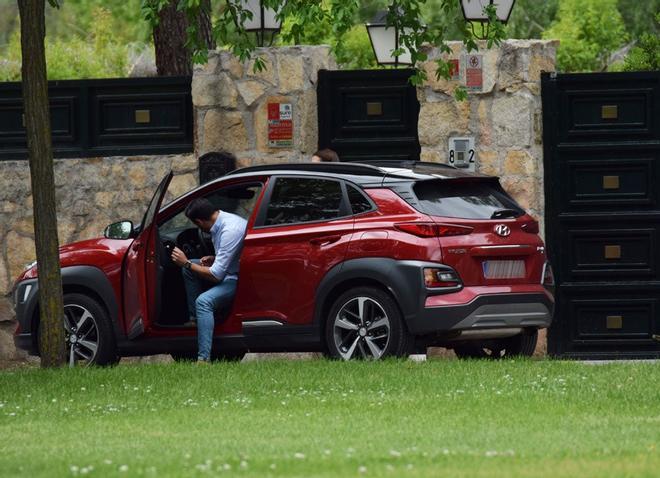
left=482, top=260, right=526, bottom=279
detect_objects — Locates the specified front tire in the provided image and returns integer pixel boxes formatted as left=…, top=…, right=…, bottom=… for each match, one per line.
left=60, top=293, right=118, bottom=366
left=453, top=329, right=538, bottom=359
left=324, top=286, right=413, bottom=360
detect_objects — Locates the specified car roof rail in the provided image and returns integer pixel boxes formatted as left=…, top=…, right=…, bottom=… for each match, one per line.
left=360, top=159, right=457, bottom=171
left=226, top=162, right=387, bottom=177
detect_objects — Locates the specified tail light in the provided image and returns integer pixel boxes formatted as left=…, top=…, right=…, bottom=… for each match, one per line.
left=424, top=268, right=463, bottom=289
left=521, top=219, right=539, bottom=234
left=395, top=222, right=473, bottom=238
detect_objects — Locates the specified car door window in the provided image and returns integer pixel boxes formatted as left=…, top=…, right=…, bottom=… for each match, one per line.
left=264, top=177, right=345, bottom=226
left=159, top=183, right=263, bottom=234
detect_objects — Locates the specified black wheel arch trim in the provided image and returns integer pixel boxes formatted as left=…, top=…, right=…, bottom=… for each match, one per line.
left=16, top=265, right=123, bottom=342
left=314, top=258, right=453, bottom=328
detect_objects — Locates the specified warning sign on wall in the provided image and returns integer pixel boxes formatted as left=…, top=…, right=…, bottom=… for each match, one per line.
left=268, top=103, right=293, bottom=148
left=465, top=54, right=483, bottom=92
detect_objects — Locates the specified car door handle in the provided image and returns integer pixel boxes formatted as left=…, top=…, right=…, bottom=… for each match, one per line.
left=309, top=235, right=341, bottom=246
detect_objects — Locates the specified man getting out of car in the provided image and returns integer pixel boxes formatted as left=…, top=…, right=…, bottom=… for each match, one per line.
left=171, top=198, right=247, bottom=362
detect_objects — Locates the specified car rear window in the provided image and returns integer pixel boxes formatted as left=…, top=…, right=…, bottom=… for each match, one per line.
left=413, top=179, right=524, bottom=219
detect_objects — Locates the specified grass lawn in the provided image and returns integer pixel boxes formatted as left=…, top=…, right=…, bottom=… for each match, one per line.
left=0, top=359, right=658, bottom=477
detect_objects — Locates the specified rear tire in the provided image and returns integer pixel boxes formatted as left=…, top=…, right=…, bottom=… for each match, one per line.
left=453, top=329, right=538, bottom=359
left=59, top=293, right=118, bottom=366
left=324, top=286, right=413, bottom=360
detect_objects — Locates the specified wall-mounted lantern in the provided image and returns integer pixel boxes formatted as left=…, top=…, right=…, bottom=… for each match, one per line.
left=365, top=10, right=413, bottom=67
left=459, top=0, right=515, bottom=39
left=459, top=0, right=515, bottom=23
left=241, top=0, right=282, bottom=47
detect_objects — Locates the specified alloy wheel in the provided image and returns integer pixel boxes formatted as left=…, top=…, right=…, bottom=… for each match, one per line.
left=333, top=297, right=390, bottom=360
left=63, top=304, right=99, bottom=367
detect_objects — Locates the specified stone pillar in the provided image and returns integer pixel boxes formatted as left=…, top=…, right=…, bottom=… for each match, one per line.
left=192, top=46, right=337, bottom=167
left=417, top=40, right=558, bottom=229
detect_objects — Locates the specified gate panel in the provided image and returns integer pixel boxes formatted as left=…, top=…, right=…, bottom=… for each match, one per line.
left=317, top=69, right=420, bottom=163
left=543, top=71, right=660, bottom=358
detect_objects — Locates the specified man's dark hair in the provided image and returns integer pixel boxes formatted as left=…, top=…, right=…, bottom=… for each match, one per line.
left=313, top=149, right=340, bottom=162
left=185, top=198, right=216, bottom=222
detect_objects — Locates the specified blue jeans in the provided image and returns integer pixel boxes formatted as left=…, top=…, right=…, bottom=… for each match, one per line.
left=182, top=259, right=237, bottom=361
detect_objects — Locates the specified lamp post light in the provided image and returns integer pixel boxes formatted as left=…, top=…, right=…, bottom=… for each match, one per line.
left=365, top=10, right=413, bottom=67
left=241, top=0, right=282, bottom=47
left=459, top=0, right=515, bottom=39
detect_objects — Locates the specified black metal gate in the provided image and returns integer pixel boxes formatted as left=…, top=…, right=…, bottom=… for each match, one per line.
left=317, top=69, right=420, bottom=163
left=542, top=71, right=660, bottom=359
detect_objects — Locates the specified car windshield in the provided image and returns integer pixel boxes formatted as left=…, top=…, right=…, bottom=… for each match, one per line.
left=413, top=179, right=524, bottom=220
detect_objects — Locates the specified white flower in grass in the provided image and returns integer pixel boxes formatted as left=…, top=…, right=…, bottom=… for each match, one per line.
left=70, top=465, right=79, bottom=474
left=103, top=459, right=112, bottom=465
left=485, top=450, right=498, bottom=457
left=270, top=463, right=277, bottom=470
left=294, top=452, right=306, bottom=459
left=323, top=449, right=331, bottom=456
left=389, top=450, right=401, bottom=458
left=240, top=460, right=248, bottom=469
left=358, top=465, right=367, bottom=474
left=222, top=463, right=231, bottom=470
left=119, top=465, right=129, bottom=472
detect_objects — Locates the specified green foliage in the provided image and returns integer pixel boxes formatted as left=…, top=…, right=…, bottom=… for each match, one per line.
left=0, top=7, right=130, bottom=81
left=505, top=0, right=559, bottom=39
left=543, top=0, right=627, bottom=72
left=621, top=13, right=660, bottom=72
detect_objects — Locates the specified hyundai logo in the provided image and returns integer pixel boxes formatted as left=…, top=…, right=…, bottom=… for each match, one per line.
left=494, top=224, right=511, bottom=237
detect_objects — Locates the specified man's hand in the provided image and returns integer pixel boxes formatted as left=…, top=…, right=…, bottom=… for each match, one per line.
left=171, top=247, right=188, bottom=267
left=200, top=255, right=214, bottom=267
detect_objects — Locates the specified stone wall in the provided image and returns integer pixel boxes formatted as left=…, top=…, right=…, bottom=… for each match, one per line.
left=192, top=46, right=336, bottom=166
left=0, top=40, right=557, bottom=362
left=417, top=40, right=558, bottom=229
left=0, top=154, right=197, bottom=359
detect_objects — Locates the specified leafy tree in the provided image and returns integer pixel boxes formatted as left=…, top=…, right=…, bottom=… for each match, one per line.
left=143, top=0, right=510, bottom=100
left=543, top=0, right=627, bottom=72
left=141, top=0, right=215, bottom=76
left=621, top=13, right=660, bottom=71
left=505, top=0, right=558, bottom=39
left=1, top=7, right=131, bottom=81
left=17, top=0, right=66, bottom=368
left=618, top=0, right=660, bottom=40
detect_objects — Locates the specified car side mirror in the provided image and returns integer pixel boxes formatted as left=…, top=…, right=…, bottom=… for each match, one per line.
left=104, top=220, right=134, bottom=240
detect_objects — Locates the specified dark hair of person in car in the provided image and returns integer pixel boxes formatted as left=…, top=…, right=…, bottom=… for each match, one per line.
left=312, top=149, right=340, bottom=162
left=185, top=198, right=216, bottom=222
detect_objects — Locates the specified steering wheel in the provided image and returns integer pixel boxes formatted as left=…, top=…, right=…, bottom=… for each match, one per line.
left=197, top=228, right=213, bottom=257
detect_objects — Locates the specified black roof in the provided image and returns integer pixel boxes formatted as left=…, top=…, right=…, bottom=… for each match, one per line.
left=225, top=161, right=492, bottom=186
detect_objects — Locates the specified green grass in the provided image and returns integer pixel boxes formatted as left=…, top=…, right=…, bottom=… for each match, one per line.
left=1, top=359, right=659, bottom=477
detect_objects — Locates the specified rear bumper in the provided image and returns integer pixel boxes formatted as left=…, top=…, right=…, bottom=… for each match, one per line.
left=408, top=286, right=554, bottom=335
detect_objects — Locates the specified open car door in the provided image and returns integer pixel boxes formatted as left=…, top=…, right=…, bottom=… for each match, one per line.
left=123, top=171, right=173, bottom=339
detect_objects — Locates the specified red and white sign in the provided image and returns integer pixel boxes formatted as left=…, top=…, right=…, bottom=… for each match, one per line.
left=268, top=103, right=293, bottom=148
left=465, top=54, right=483, bottom=92
left=449, top=59, right=460, bottom=81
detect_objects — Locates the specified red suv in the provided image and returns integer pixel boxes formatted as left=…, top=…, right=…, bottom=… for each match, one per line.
left=13, top=162, right=554, bottom=365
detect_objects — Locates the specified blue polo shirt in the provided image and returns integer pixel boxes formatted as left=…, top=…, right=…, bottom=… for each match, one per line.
left=208, top=211, right=247, bottom=282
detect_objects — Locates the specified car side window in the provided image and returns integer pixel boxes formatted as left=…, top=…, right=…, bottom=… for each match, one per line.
left=264, top=177, right=344, bottom=226
left=347, top=184, right=373, bottom=215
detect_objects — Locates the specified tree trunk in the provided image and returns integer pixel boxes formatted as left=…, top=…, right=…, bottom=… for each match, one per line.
left=153, top=0, right=215, bottom=76
left=18, top=0, right=65, bottom=367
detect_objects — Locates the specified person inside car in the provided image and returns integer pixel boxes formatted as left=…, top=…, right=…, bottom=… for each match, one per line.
left=311, top=148, right=340, bottom=162
left=170, top=198, right=247, bottom=362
